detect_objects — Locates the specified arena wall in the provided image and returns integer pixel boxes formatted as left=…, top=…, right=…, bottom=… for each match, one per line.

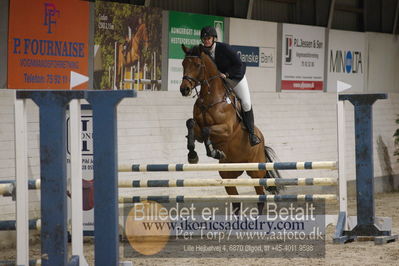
left=1, top=89, right=398, bottom=221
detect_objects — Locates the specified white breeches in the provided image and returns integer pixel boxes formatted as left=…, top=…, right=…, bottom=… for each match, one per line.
left=233, top=75, right=252, bottom=112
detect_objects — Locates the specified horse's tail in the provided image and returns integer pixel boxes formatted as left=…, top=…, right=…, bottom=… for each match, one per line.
left=264, top=146, right=285, bottom=194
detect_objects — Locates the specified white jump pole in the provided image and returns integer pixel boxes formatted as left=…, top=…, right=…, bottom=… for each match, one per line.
left=137, top=59, right=140, bottom=90
left=69, top=100, right=88, bottom=265
left=337, top=86, right=349, bottom=230
left=114, top=42, right=117, bottom=90
left=153, top=51, right=156, bottom=91
left=143, top=63, right=148, bottom=90
left=120, top=194, right=338, bottom=204
left=15, top=97, right=29, bottom=265
left=109, top=66, right=112, bottom=89
left=127, top=65, right=136, bottom=89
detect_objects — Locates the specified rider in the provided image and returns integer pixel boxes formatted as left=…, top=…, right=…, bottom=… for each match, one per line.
left=122, top=24, right=132, bottom=58
left=200, top=26, right=261, bottom=146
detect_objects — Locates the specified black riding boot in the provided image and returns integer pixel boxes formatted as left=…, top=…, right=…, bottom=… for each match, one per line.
left=242, top=108, right=261, bottom=146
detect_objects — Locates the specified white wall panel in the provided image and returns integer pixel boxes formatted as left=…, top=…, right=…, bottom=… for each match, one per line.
left=367, top=32, right=399, bottom=93
left=228, top=18, right=277, bottom=92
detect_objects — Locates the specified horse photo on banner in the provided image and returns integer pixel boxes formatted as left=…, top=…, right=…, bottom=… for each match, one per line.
left=94, top=2, right=162, bottom=90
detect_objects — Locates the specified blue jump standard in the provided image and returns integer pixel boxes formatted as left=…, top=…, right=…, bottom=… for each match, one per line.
left=17, top=90, right=136, bottom=266
left=334, top=94, right=398, bottom=244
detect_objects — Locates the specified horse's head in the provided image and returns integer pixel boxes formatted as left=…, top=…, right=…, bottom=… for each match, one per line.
left=138, top=23, right=149, bottom=51
left=180, top=44, right=208, bottom=97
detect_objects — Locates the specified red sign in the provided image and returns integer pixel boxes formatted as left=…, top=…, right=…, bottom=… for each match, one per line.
left=281, top=80, right=323, bottom=90
left=8, top=0, right=89, bottom=89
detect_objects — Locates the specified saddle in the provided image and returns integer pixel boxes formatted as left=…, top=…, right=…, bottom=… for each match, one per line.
left=221, top=78, right=244, bottom=122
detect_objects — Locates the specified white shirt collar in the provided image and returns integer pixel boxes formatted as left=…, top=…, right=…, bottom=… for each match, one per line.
left=209, top=42, right=216, bottom=59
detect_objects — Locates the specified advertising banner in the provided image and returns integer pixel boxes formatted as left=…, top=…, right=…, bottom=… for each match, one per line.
left=94, top=2, right=162, bottom=90
left=281, top=24, right=325, bottom=91
left=8, top=0, right=89, bottom=89
left=168, top=11, right=224, bottom=91
left=228, top=18, right=277, bottom=92
left=231, top=45, right=275, bottom=68
left=327, top=30, right=366, bottom=92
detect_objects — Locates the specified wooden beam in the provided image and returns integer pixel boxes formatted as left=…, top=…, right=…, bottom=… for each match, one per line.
left=327, top=0, right=336, bottom=29
left=393, top=0, right=399, bottom=34
left=247, top=0, right=254, bottom=19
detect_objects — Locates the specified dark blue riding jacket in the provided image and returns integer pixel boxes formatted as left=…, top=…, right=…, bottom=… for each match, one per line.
left=214, top=42, right=246, bottom=81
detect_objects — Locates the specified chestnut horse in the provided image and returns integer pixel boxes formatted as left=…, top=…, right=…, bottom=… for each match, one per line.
left=116, top=23, right=149, bottom=89
left=179, top=44, right=281, bottom=215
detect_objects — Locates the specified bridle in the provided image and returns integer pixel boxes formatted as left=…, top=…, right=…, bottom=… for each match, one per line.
left=182, top=55, right=220, bottom=97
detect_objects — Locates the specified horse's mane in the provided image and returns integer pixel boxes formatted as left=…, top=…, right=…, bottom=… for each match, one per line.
left=186, top=45, right=212, bottom=58
left=136, top=23, right=148, bottom=40
left=186, top=44, right=220, bottom=73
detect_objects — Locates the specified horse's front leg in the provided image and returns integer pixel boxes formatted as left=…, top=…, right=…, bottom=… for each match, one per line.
left=186, top=118, right=199, bottom=164
left=201, top=127, right=226, bottom=160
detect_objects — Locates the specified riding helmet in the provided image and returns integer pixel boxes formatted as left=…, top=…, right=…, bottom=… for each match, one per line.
left=200, top=26, right=217, bottom=39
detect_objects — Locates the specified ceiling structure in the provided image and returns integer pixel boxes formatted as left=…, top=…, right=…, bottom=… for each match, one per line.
left=112, top=0, right=399, bottom=34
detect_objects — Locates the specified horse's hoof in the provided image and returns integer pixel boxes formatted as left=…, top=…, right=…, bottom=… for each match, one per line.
left=219, top=151, right=226, bottom=160
left=232, top=202, right=241, bottom=217
left=188, top=156, right=199, bottom=164
left=188, top=151, right=199, bottom=164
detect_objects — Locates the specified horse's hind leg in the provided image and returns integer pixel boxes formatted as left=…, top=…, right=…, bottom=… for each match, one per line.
left=247, top=170, right=267, bottom=215
left=264, top=146, right=283, bottom=194
left=264, top=171, right=279, bottom=194
left=254, top=186, right=265, bottom=216
left=219, top=171, right=243, bottom=216
left=186, top=118, right=198, bottom=164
